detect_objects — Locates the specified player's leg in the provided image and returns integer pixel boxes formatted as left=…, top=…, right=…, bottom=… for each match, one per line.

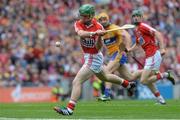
left=143, top=51, right=175, bottom=85
left=139, top=69, right=152, bottom=85
left=144, top=50, right=175, bottom=104
left=98, top=60, right=120, bottom=101
left=117, top=65, right=143, bottom=80
left=99, top=51, right=137, bottom=100
left=98, top=51, right=129, bottom=100
left=118, top=65, right=165, bottom=100
left=146, top=71, right=175, bottom=85
left=117, top=65, right=143, bottom=96
left=96, top=52, right=135, bottom=100
left=140, top=50, right=161, bottom=85
left=140, top=51, right=168, bottom=104
left=139, top=69, right=166, bottom=104
left=70, top=66, right=94, bottom=102
left=54, top=65, right=94, bottom=115
left=115, top=51, right=144, bottom=81
left=118, top=64, right=165, bottom=103
left=147, top=83, right=166, bottom=104
left=99, top=64, right=142, bottom=100
left=95, top=66, right=136, bottom=92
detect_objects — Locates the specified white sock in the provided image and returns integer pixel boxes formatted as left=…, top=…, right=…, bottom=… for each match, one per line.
left=67, top=107, right=73, bottom=113
left=162, top=72, right=168, bottom=78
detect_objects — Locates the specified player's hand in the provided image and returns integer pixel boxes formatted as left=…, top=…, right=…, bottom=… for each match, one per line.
left=95, top=30, right=106, bottom=36
left=89, top=32, right=96, bottom=37
left=124, top=48, right=129, bottom=53
left=160, top=49, right=166, bottom=56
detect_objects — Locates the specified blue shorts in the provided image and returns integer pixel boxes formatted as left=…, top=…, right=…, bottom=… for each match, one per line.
left=110, top=51, right=128, bottom=65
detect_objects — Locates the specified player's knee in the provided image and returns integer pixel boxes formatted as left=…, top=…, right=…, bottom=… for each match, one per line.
left=102, top=78, right=109, bottom=82
left=103, top=74, right=110, bottom=82
left=72, top=79, right=81, bottom=87
left=126, top=76, right=134, bottom=81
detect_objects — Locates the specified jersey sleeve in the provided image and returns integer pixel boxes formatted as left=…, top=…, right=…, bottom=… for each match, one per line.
left=74, top=21, right=83, bottom=33
left=140, top=23, right=156, bottom=36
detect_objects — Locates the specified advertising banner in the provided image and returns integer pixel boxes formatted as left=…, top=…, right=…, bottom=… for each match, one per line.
left=0, top=85, right=52, bottom=103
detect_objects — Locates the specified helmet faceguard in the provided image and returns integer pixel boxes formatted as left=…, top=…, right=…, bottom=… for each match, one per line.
left=131, top=9, right=143, bottom=25
left=97, top=12, right=110, bottom=28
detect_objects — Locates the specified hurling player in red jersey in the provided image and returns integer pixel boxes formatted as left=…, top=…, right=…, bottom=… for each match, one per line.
left=53, top=4, right=136, bottom=115
left=127, top=9, right=175, bottom=104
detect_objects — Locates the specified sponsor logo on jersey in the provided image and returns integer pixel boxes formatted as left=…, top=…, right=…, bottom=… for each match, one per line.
left=81, top=37, right=95, bottom=48
left=104, top=37, right=116, bottom=46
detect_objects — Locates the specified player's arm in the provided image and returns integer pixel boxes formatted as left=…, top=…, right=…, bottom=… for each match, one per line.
left=121, top=30, right=132, bottom=51
left=123, top=31, right=139, bottom=52
left=74, top=22, right=96, bottom=37
left=74, top=21, right=105, bottom=37
left=77, top=30, right=96, bottom=37
left=126, top=42, right=137, bottom=52
left=120, top=30, right=139, bottom=53
left=77, top=30, right=105, bottom=37
left=155, top=30, right=166, bottom=55
left=140, top=23, right=165, bottom=55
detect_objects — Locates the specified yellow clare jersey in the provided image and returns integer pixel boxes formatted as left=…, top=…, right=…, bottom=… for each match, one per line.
left=102, top=24, right=123, bottom=55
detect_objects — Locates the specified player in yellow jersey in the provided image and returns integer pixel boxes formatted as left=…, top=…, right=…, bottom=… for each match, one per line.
left=97, top=12, right=174, bottom=104
left=97, top=12, right=139, bottom=101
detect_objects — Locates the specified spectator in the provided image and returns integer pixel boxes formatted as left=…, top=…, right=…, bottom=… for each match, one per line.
left=0, top=0, right=179, bottom=88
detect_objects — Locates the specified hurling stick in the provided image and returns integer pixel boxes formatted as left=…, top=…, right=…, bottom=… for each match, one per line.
left=105, top=24, right=135, bottom=32
left=131, top=56, right=144, bottom=68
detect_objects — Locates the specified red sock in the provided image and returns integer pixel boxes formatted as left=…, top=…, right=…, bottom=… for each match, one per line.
left=156, top=73, right=162, bottom=80
left=67, top=100, right=76, bottom=111
left=154, top=91, right=160, bottom=97
left=121, top=80, right=129, bottom=88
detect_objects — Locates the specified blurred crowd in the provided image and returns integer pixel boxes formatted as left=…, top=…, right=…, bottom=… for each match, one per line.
left=0, top=0, right=179, bottom=87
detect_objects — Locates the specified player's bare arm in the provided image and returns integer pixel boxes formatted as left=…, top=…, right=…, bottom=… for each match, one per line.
left=126, top=42, right=137, bottom=52
left=155, top=30, right=166, bottom=56
left=121, top=30, right=132, bottom=52
left=77, top=30, right=105, bottom=37
left=77, top=30, right=96, bottom=37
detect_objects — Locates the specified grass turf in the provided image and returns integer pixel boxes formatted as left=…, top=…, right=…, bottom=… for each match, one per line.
left=0, top=100, right=180, bottom=119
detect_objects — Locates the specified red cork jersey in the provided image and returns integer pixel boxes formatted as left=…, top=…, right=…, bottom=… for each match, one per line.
left=134, top=22, right=158, bottom=58
left=74, top=18, right=104, bottom=54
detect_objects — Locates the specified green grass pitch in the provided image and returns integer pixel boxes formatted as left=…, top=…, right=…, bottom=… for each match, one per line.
left=0, top=100, right=180, bottom=119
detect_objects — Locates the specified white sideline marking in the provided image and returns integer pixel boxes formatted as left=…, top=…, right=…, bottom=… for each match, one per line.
left=0, top=118, right=179, bottom=120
